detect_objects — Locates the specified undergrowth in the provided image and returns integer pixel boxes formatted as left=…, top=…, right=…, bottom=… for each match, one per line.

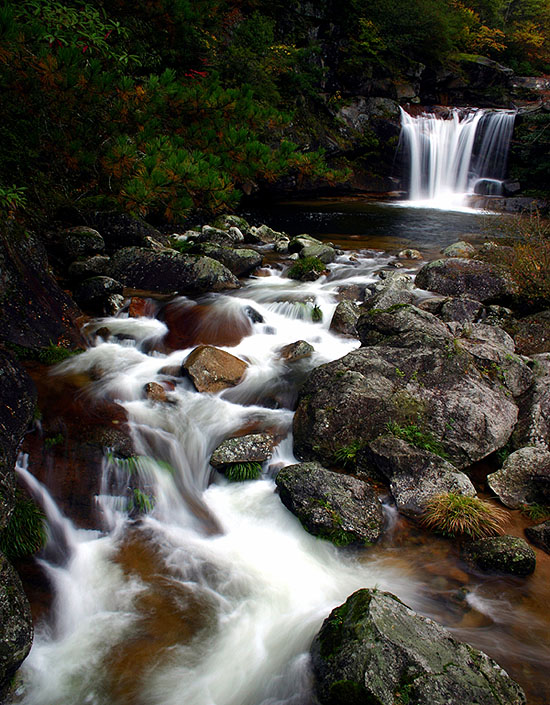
left=421, top=493, right=507, bottom=539
left=224, top=461, right=262, bottom=482
left=385, top=422, right=448, bottom=458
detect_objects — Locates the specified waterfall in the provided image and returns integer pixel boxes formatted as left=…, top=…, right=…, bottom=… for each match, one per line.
left=399, top=107, right=516, bottom=208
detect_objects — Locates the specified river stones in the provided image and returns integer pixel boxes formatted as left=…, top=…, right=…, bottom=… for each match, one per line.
left=210, top=433, right=275, bottom=468
left=0, top=553, right=33, bottom=700
left=525, top=520, right=550, bottom=554
left=442, top=240, right=477, bottom=258
left=487, top=447, right=550, bottom=508
left=461, top=536, right=536, bottom=576
left=73, top=276, right=124, bottom=315
left=364, top=436, right=476, bottom=517
left=278, top=340, right=315, bottom=362
left=197, top=224, right=245, bottom=246
left=194, top=243, right=262, bottom=277
left=415, top=257, right=513, bottom=303
left=275, top=461, right=384, bottom=546
left=183, top=345, right=248, bottom=393
left=362, top=271, right=416, bottom=311
left=83, top=211, right=168, bottom=252
left=109, top=247, right=240, bottom=295
left=329, top=301, right=361, bottom=337
left=311, top=588, right=526, bottom=705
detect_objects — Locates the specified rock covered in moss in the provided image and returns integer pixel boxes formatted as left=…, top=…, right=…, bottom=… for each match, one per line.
left=0, top=553, right=33, bottom=699
left=83, top=211, right=168, bottom=252
left=210, top=433, right=275, bottom=468
left=195, top=243, right=262, bottom=277
left=362, top=271, right=416, bottom=312
left=442, top=241, right=477, bottom=258
left=365, top=436, right=476, bottom=517
left=462, top=535, right=536, bottom=576
left=329, top=301, right=361, bottom=337
left=525, top=520, right=550, bottom=554
left=183, top=345, right=248, bottom=393
left=275, top=461, right=384, bottom=546
left=310, top=588, right=526, bottom=705
left=278, top=340, right=315, bottom=362
left=487, top=447, right=550, bottom=509
left=415, top=257, right=513, bottom=302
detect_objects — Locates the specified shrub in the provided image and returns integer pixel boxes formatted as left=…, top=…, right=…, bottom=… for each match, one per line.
left=0, top=490, right=47, bottom=559
left=421, top=493, right=507, bottom=539
left=224, top=461, right=262, bottom=482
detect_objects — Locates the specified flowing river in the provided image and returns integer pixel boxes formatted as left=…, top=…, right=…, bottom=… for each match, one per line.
left=13, top=199, right=550, bottom=705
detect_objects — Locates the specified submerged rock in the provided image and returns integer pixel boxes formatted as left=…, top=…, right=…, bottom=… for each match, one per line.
left=311, top=588, right=526, bottom=705
left=462, top=536, right=536, bottom=576
left=365, top=436, right=476, bottom=517
left=487, top=447, right=550, bottom=508
left=415, top=257, right=513, bottom=302
left=183, top=345, right=248, bottom=393
left=210, top=433, right=275, bottom=468
left=275, top=461, right=384, bottom=546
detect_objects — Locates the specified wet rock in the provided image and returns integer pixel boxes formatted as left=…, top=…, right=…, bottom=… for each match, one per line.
left=329, top=301, right=361, bottom=337
left=362, top=272, right=416, bottom=311
left=212, top=214, right=252, bottom=237
left=439, top=296, right=484, bottom=323
left=511, top=310, right=550, bottom=355
left=278, top=340, right=315, bottom=362
left=59, top=226, right=105, bottom=261
left=300, top=243, right=336, bottom=264
left=311, top=588, right=526, bottom=705
left=275, top=462, right=384, bottom=546
left=197, top=225, right=244, bottom=246
left=74, top=276, right=124, bottom=315
left=357, top=303, right=451, bottom=348
left=288, top=234, right=323, bottom=253
left=210, top=432, right=275, bottom=468
left=365, top=436, right=476, bottom=517
left=462, top=536, right=536, bottom=576
left=487, top=447, right=550, bottom=508
left=0, top=554, right=33, bottom=700
left=397, top=248, right=422, bottom=259
left=415, top=257, right=513, bottom=302
left=183, top=345, right=248, bottom=393
left=244, top=306, right=264, bottom=324
left=83, top=212, right=168, bottom=253
left=109, top=247, right=239, bottom=295
left=68, top=254, right=111, bottom=280
left=442, top=241, right=477, bottom=258
left=247, top=224, right=287, bottom=245
left=195, top=243, right=262, bottom=277
left=144, top=382, right=167, bottom=403
left=513, top=356, right=550, bottom=449
left=524, top=520, right=550, bottom=554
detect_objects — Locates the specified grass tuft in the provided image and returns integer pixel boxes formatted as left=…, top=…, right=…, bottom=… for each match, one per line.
left=421, top=493, right=507, bottom=539
left=385, top=422, right=448, bottom=458
left=224, top=461, right=262, bottom=482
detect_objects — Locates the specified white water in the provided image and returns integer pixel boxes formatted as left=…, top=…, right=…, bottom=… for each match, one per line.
left=16, top=251, right=428, bottom=705
left=400, top=107, right=516, bottom=209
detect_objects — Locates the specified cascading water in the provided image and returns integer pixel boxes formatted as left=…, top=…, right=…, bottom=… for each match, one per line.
left=12, top=245, right=550, bottom=705
left=399, top=107, right=516, bottom=208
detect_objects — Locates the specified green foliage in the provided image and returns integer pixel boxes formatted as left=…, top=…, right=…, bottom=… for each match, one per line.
left=44, top=433, right=64, bottom=449
left=127, top=488, right=154, bottom=515
left=421, top=493, right=507, bottom=539
left=520, top=503, right=550, bottom=521
left=311, top=304, right=323, bottom=322
left=169, top=237, right=196, bottom=255
left=287, top=256, right=326, bottom=280
left=0, top=184, right=26, bottom=217
left=385, top=422, right=448, bottom=458
left=224, top=461, right=262, bottom=482
left=334, top=441, right=363, bottom=469
left=7, top=342, right=82, bottom=365
left=0, top=490, right=47, bottom=560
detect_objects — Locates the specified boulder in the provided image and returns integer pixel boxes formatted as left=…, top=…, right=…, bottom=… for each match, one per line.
left=311, top=588, right=526, bottom=705
left=67, top=254, right=111, bottom=280
left=73, top=276, right=124, bottom=315
left=195, top=243, right=262, bottom=277
left=212, top=214, right=252, bottom=237
left=357, top=304, right=451, bottom=348
left=513, top=356, right=550, bottom=449
left=247, top=224, right=288, bottom=246
left=462, top=536, right=536, bottom=576
left=197, top=224, right=244, bottom=246
left=183, top=345, right=248, bottom=393
left=329, top=301, right=361, bottom=337
left=275, top=462, right=384, bottom=546
left=83, top=212, right=168, bottom=252
left=300, top=243, right=336, bottom=264
left=288, top=234, right=323, bottom=253
left=62, top=226, right=105, bottom=260
left=0, top=554, right=33, bottom=699
left=365, top=436, right=476, bottom=517
left=438, top=296, right=484, bottom=323
left=487, top=447, right=550, bottom=508
left=397, top=248, right=422, bottom=260
left=442, top=241, right=477, bottom=258
left=278, top=340, right=315, bottom=362
left=144, top=382, right=167, bottom=402
left=415, top=257, right=513, bottom=302
left=109, top=247, right=239, bottom=295
left=362, top=272, right=415, bottom=311
left=210, top=432, right=275, bottom=468
left=524, top=520, right=550, bottom=554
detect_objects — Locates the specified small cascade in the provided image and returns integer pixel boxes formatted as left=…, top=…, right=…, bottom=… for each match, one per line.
left=399, top=107, right=516, bottom=208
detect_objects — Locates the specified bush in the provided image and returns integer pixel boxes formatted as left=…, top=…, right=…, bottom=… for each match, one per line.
left=421, top=493, right=507, bottom=539
left=0, top=490, right=47, bottom=560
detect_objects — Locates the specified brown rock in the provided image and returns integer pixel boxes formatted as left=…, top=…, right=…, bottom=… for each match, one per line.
left=183, top=345, right=248, bottom=393
left=144, top=382, right=167, bottom=402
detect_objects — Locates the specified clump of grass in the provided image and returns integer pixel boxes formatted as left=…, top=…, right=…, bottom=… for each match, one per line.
left=385, top=422, right=448, bottom=458
left=0, top=490, right=47, bottom=560
left=311, top=304, right=323, bottom=322
left=224, top=461, right=262, bottom=482
left=334, top=440, right=363, bottom=469
left=520, top=503, right=550, bottom=522
left=287, top=256, right=326, bottom=281
left=127, top=488, right=154, bottom=515
left=421, top=493, right=507, bottom=539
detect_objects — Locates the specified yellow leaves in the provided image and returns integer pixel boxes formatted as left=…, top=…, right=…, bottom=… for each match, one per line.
left=510, top=21, right=547, bottom=60
left=471, top=25, right=506, bottom=54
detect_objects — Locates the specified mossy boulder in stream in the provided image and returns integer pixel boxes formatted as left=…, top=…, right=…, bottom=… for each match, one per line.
left=462, top=536, right=536, bottom=576
left=311, top=589, right=526, bottom=705
left=415, top=257, right=514, bottom=303
left=275, top=461, right=384, bottom=547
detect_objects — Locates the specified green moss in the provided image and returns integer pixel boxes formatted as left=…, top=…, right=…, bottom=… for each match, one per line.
left=328, top=680, right=366, bottom=705
left=385, top=422, right=448, bottom=458
left=287, top=256, right=326, bottom=280
left=127, top=488, right=154, bottom=514
left=0, top=490, right=47, bottom=560
left=44, top=433, right=64, bottom=449
left=7, top=342, right=83, bottom=366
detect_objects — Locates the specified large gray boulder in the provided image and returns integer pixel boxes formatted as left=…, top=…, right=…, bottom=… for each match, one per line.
left=275, top=462, right=384, bottom=547
left=365, top=436, right=476, bottom=517
left=194, top=243, right=262, bottom=277
left=311, top=589, right=526, bottom=705
left=512, top=354, right=550, bottom=449
left=487, top=447, right=550, bottom=508
left=362, top=272, right=416, bottom=311
left=525, top=520, right=550, bottom=554
left=329, top=301, right=361, bottom=337
left=210, top=433, right=275, bottom=468
left=109, top=247, right=239, bottom=294
left=462, top=536, right=536, bottom=576
left=294, top=307, right=522, bottom=470
left=415, top=257, right=513, bottom=303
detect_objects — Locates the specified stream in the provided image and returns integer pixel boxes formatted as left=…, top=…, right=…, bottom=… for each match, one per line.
left=13, top=199, right=550, bottom=705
